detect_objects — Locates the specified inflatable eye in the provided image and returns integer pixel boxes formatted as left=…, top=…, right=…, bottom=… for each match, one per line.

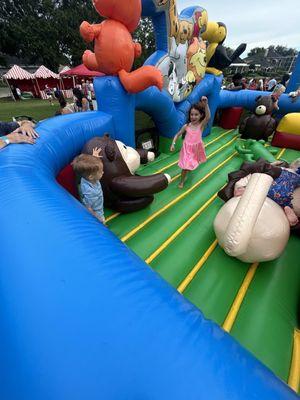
left=204, top=57, right=207, bottom=63
left=123, top=145, right=127, bottom=149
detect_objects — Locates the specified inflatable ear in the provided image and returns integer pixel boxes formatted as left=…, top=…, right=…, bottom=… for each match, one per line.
left=105, top=144, right=116, bottom=161
left=92, top=0, right=141, bottom=33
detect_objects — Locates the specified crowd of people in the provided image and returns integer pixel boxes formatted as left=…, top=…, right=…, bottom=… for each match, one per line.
left=224, top=72, right=292, bottom=93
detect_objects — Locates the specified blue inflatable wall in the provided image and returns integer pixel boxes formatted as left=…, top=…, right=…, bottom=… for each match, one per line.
left=0, top=113, right=298, bottom=400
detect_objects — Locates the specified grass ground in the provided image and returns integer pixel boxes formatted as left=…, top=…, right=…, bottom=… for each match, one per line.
left=0, top=98, right=154, bottom=130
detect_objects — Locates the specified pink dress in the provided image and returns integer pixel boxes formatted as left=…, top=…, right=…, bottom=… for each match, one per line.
left=178, top=125, right=206, bottom=170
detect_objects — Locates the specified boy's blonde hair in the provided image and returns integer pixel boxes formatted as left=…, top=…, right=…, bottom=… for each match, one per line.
left=72, top=154, right=103, bottom=180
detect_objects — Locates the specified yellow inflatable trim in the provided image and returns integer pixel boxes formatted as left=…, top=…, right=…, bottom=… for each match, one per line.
left=277, top=113, right=300, bottom=136
left=288, top=329, right=300, bottom=393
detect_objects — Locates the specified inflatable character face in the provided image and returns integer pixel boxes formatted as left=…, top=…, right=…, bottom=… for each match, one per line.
left=186, top=38, right=206, bottom=84
left=177, top=20, right=194, bottom=44
left=115, top=140, right=141, bottom=174
left=202, top=21, right=227, bottom=44
left=255, top=95, right=277, bottom=115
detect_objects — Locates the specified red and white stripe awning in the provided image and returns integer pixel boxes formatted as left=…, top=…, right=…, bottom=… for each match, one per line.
left=3, top=65, right=34, bottom=80
left=34, top=65, right=59, bottom=79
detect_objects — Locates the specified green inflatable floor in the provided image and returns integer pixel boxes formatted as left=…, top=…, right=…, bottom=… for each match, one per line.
left=105, top=127, right=300, bottom=393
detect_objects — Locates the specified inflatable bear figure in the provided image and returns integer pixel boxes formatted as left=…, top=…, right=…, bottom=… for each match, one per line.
left=80, top=0, right=163, bottom=94
left=239, top=95, right=278, bottom=141
left=82, top=135, right=170, bottom=213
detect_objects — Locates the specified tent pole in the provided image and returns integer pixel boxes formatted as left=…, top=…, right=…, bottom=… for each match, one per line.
left=34, top=78, right=42, bottom=98
left=4, top=77, right=16, bottom=102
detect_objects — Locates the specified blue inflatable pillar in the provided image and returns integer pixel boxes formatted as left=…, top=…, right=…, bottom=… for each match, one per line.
left=286, top=53, right=300, bottom=93
left=94, top=76, right=136, bottom=147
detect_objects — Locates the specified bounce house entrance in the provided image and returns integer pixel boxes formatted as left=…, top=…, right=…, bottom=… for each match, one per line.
left=135, top=127, right=160, bottom=156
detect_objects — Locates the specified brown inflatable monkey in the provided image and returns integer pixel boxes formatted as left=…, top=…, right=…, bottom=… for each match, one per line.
left=82, top=135, right=170, bottom=213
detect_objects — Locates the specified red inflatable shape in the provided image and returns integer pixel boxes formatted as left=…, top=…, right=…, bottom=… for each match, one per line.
left=220, top=107, right=243, bottom=130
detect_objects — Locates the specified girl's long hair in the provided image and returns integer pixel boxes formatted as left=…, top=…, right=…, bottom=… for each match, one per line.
left=188, top=102, right=206, bottom=123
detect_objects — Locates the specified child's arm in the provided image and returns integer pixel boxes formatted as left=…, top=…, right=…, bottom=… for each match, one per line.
left=170, top=125, right=187, bottom=152
left=201, top=96, right=211, bottom=127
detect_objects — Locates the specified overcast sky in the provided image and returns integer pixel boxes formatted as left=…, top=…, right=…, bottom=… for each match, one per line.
left=177, top=0, right=300, bottom=55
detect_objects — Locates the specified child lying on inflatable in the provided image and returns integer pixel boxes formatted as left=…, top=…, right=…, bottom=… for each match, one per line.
left=214, top=158, right=300, bottom=263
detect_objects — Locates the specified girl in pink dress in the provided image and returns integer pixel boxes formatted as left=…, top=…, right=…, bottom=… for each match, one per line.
left=170, top=97, right=211, bottom=188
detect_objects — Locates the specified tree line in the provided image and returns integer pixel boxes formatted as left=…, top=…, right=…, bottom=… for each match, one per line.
left=0, top=2, right=297, bottom=71
left=0, top=0, right=155, bottom=71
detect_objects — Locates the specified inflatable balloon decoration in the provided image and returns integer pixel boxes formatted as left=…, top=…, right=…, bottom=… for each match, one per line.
left=82, top=135, right=171, bottom=213
left=80, top=0, right=163, bottom=93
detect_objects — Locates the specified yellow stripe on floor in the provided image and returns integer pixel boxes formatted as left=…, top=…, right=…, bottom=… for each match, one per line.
left=146, top=193, right=218, bottom=264
left=177, top=240, right=218, bottom=293
left=288, top=329, right=300, bottom=393
left=222, top=263, right=259, bottom=332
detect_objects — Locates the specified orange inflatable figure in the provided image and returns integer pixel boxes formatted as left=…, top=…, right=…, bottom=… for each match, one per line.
left=80, top=0, right=163, bottom=94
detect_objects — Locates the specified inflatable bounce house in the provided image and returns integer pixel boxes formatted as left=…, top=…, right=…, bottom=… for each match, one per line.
left=1, top=1, right=300, bottom=399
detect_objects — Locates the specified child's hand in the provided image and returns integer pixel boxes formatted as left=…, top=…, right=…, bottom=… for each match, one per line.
left=201, top=96, right=208, bottom=103
left=92, top=147, right=102, bottom=158
left=170, top=143, right=175, bottom=152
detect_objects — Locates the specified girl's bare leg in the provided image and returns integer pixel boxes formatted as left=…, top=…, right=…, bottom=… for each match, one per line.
left=284, top=206, right=299, bottom=226
left=178, top=170, right=188, bottom=188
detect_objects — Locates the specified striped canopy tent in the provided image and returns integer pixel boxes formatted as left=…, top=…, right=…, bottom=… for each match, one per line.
left=34, top=65, right=62, bottom=99
left=3, top=65, right=39, bottom=98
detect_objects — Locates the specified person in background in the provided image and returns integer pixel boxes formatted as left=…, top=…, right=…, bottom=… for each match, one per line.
left=280, top=73, right=290, bottom=89
left=0, top=120, right=38, bottom=149
left=73, top=88, right=90, bottom=112
left=267, top=77, right=277, bottom=91
left=257, top=77, right=264, bottom=91
left=225, top=73, right=247, bottom=91
left=56, top=95, right=76, bottom=115
left=45, top=85, right=54, bottom=106
left=16, top=87, right=22, bottom=99
left=248, top=78, right=257, bottom=90
left=242, top=77, right=248, bottom=89
left=54, top=87, right=63, bottom=99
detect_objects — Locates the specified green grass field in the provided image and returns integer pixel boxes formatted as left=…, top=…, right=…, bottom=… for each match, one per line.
left=0, top=98, right=154, bottom=129
left=0, top=98, right=57, bottom=121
